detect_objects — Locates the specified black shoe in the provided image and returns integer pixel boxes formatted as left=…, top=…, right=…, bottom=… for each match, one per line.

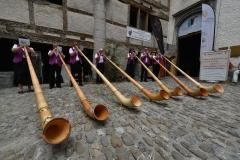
left=56, top=85, right=62, bottom=88
left=140, top=80, right=143, bottom=82
left=231, top=82, right=237, bottom=86
left=49, top=86, right=54, bottom=89
left=144, top=80, right=148, bottom=82
left=70, top=84, right=73, bottom=87
left=79, top=83, right=83, bottom=86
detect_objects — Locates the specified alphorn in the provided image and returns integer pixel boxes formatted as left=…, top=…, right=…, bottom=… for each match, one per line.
left=76, top=48, right=141, bottom=108
left=160, top=54, right=224, bottom=93
left=153, top=58, right=208, bottom=97
left=23, top=46, right=71, bottom=144
left=104, top=55, right=170, bottom=101
left=58, top=54, right=108, bottom=121
left=133, top=54, right=183, bottom=97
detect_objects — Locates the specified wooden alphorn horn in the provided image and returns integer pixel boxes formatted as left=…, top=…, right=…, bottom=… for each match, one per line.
left=76, top=48, right=141, bottom=108
left=23, top=46, right=71, bottom=144
left=104, top=55, right=170, bottom=101
left=133, top=54, right=183, bottom=97
left=58, top=54, right=108, bottom=121
left=160, top=53, right=224, bottom=93
left=153, top=58, right=208, bottom=97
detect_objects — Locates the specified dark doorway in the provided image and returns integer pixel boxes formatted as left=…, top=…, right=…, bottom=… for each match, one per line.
left=178, top=32, right=201, bottom=77
left=0, top=38, right=93, bottom=84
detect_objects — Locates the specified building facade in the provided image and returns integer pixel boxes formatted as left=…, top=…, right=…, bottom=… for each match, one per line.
left=0, top=0, right=170, bottom=87
left=167, top=0, right=240, bottom=76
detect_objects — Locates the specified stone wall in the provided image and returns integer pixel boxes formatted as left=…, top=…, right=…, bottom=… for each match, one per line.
left=214, top=0, right=240, bottom=49
left=34, top=3, right=63, bottom=30
left=0, top=0, right=29, bottom=24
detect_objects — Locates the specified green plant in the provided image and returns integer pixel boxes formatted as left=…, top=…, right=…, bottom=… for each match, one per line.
left=104, top=43, right=123, bottom=82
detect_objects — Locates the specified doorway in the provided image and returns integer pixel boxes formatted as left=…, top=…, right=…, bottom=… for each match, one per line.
left=178, top=32, right=201, bottom=77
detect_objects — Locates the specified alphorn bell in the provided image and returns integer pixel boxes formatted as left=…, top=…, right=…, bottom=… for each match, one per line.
left=23, top=46, right=71, bottom=144
left=133, top=53, right=183, bottom=97
left=153, top=58, right=208, bottom=97
left=103, top=55, right=170, bottom=101
left=58, top=53, right=108, bottom=121
left=160, top=53, right=224, bottom=93
left=76, top=48, right=141, bottom=108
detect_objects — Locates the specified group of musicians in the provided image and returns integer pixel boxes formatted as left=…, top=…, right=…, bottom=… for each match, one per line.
left=11, top=41, right=170, bottom=94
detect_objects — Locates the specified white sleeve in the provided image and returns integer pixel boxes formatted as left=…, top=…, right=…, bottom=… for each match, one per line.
left=30, top=47, right=34, bottom=51
left=127, top=53, right=130, bottom=58
left=95, top=53, right=98, bottom=58
left=48, top=50, right=51, bottom=55
left=12, top=44, right=18, bottom=48
left=69, top=48, right=73, bottom=54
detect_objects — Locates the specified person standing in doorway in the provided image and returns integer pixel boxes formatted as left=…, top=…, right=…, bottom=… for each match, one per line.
left=48, top=43, right=65, bottom=89
left=11, top=40, right=35, bottom=94
left=140, top=48, right=151, bottom=82
left=95, top=48, right=106, bottom=84
left=231, top=63, right=240, bottom=86
left=69, top=42, right=83, bottom=87
left=152, top=49, right=162, bottom=81
left=126, top=48, right=135, bottom=79
left=165, top=52, right=175, bottom=76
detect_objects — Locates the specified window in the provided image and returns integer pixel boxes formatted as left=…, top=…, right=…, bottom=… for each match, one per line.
left=130, top=6, right=138, bottom=28
left=46, top=0, right=62, bottom=5
left=129, top=6, right=152, bottom=33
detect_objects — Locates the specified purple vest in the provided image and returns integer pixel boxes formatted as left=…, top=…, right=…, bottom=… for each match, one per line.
left=49, top=50, right=62, bottom=66
left=69, top=47, right=82, bottom=64
left=95, top=52, right=106, bottom=66
left=13, top=44, right=32, bottom=63
left=127, top=53, right=134, bottom=64
left=153, top=54, right=162, bottom=64
left=141, top=52, right=150, bottom=64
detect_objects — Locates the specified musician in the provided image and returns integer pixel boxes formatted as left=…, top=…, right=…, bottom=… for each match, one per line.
left=48, top=43, right=65, bottom=89
left=95, top=48, right=106, bottom=84
left=140, top=48, right=151, bottom=82
left=152, top=49, right=162, bottom=81
left=126, top=48, right=136, bottom=79
left=11, top=42, right=35, bottom=94
left=165, top=52, right=175, bottom=76
left=69, top=42, right=83, bottom=87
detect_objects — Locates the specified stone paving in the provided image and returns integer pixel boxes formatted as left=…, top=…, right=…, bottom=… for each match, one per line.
left=0, top=77, right=240, bottom=160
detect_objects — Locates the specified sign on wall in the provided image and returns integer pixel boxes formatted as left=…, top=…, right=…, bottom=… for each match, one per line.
left=200, top=4, right=215, bottom=54
left=126, top=26, right=151, bottom=42
left=199, top=50, right=230, bottom=81
left=178, top=13, right=202, bottom=37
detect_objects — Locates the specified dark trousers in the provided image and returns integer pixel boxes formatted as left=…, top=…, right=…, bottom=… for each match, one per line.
left=49, top=64, right=62, bottom=87
left=141, top=63, right=149, bottom=81
left=166, top=63, right=171, bottom=76
left=96, top=63, right=104, bottom=83
left=70, top=61, right=82, bottom=85
left=126, top=62, right=134, bottom=79
left=152, top=64, right=160, bottom=78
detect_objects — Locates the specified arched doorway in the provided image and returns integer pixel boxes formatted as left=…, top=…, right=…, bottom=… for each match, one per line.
left=177, top=13, right=202, bottom=77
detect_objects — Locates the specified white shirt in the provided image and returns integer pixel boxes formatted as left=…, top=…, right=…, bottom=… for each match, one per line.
left=48, top=50, right=59, bottom=63
left=141, top=52, right=149, bottom=63
left=95, top=53, right=104, bottom=63
left=13, top=44, right=34, bottom=58
left=69, top=47, right=79, bottom=61
left=128, top=53, right=134, bottom=60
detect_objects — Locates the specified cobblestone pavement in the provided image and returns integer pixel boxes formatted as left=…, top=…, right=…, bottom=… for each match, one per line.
left=0, top=77, right=240, bottom=160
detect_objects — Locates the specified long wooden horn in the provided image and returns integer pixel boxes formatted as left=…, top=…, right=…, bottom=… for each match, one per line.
left=76, top=48, right=141, bottom=108
left=154, top=58, right=208, bottom=97
left=23, top=46, right=71, bottom=144
left=58, top=55, right=108, bottom=121
left=103, top=55, right=170, bottom=101
left=133, top=54, right=183, bottom=97
left=160, top=53, right=224, bottom=93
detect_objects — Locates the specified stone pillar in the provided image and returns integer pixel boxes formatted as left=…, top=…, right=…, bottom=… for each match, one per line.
left=93, top=0, right=106, bottom=55
left=93, top=0, right=106, bottom=81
